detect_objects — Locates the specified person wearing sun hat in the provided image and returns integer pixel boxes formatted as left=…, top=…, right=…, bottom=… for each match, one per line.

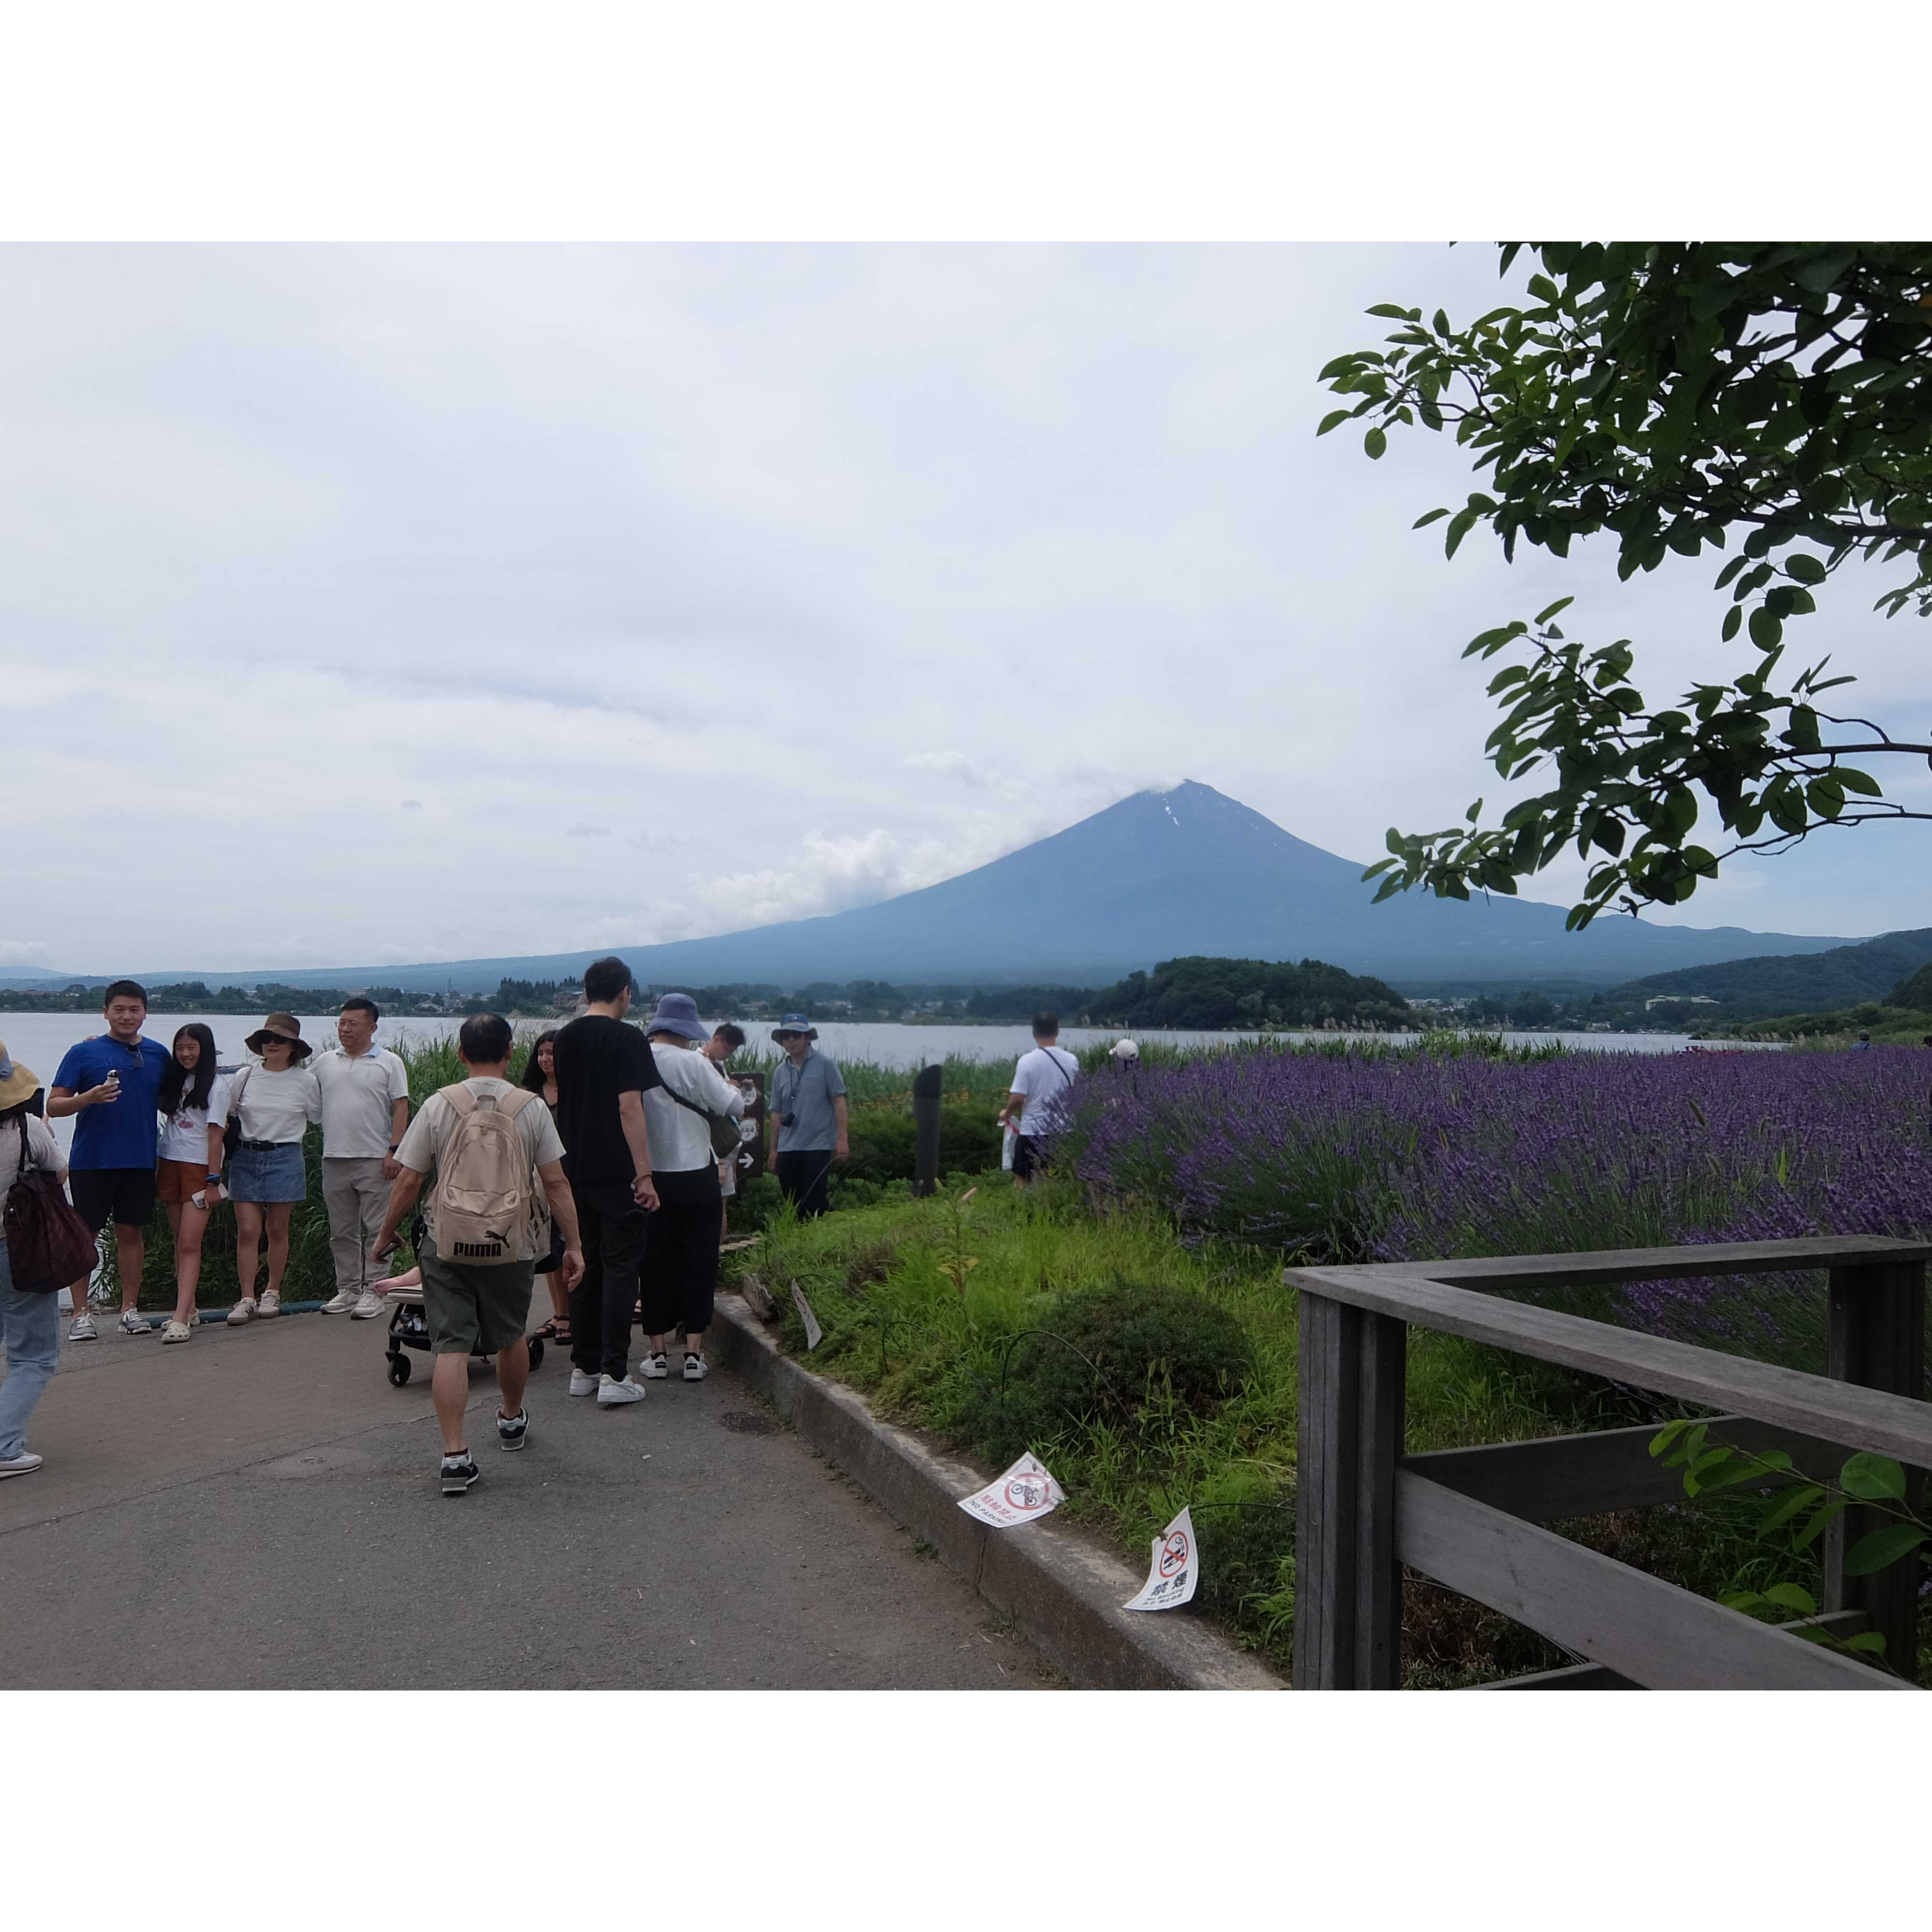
left=1, top=1041, right=67, bottom=1478
left=767, top=1012, right=847, bottom=1220
left=223, top=1014, right=322, bottom=1324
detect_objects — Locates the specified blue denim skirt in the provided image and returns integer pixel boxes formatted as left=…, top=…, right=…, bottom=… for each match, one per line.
left=227, top=1141, right=308, bottom=1203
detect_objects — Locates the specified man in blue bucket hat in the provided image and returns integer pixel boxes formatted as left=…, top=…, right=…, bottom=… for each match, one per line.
left=767, top=1014, right=846, bottom=1220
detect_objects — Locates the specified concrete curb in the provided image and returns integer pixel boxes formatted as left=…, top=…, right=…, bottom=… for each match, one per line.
left=710, top=1294, right=1284, bottom=1691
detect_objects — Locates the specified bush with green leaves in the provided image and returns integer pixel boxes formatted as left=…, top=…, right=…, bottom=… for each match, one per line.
left=960, top=1277, right=1255, bottom=1467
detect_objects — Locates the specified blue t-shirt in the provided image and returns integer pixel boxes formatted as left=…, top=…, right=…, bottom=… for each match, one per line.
left=52, top=1034, right=172, bottom=1171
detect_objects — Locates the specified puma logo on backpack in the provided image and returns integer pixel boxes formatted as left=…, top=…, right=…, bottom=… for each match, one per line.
left=431, top=1082, right=548, bottom=1266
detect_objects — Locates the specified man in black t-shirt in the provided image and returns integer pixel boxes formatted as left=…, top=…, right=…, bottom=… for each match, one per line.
left=553, top=957, right=662, bottom=1406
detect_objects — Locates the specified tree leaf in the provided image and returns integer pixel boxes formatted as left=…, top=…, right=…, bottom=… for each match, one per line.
left=1317, top=409, right=1353, bottom=437
left=1837, top=1452, right=1906, bottom=1501
left=1757, top=1484, right=1825, bottom=1537
left=1842, top=1523, right=1930, bottom=1577
left=1412, top=506, right=1450, bottom=528
left=1749, top=608, right=1783, bottom=650
left=1364, top=426, right=1387, bottom=460
left=1843, top=1632, right=1889, bottom=1655
left=1762, top=1582, right=1818, bottom=1616
left=1533, top=596, right=1575, bottom=625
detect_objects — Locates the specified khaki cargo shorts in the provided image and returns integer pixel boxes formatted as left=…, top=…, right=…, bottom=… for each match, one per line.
left=419, top=1232, right=537, bottom=1356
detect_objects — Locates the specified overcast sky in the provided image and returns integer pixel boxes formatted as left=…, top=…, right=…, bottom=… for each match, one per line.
left=6, top=242, right=1929, bottom=976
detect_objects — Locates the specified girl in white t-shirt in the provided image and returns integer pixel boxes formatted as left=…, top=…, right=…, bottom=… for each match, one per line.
left=153, top=1023, right=234, bottom=1343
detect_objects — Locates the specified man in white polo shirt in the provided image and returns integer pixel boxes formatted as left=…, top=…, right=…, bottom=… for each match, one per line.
left=314, top=996, right=412, bottom=1318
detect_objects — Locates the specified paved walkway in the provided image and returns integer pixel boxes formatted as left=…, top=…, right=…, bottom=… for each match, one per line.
left=0, top=1307, right=1055, bottom=1690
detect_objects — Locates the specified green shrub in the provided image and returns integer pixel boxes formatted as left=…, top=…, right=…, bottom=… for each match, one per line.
left=842, top=1104, right=1001, bottom=1184
left=959, top=1277, right=1255, bottom=1466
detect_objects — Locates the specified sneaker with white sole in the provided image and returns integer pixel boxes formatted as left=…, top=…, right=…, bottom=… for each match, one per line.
left=118, top=1307, right=150, bottom=1336
left=568, top=1368, right=600, bottom=1398
left=682, top=1352, right=708, bottom=1381
left=440, top=1451, right=480, bottom=1496
left=0, top=1451, right=45, bottom=1479
left=639, top=1351, right=669, bottom=1380
left=161, top=1319, right=194, bottom=1344
left=257, top=1290, right=282, bottom=1319
left=350, top=1290, right=384, bottom=1320
left=597, top=1373, right=646, bottom=1406
left=226, top=1298, right=256, bottom=1327
left=497, top=1409, right=528, bottom=1450
left=320, top=1290, right=358, bottom=1314
left=68, top=1313, right=98, bottom=1342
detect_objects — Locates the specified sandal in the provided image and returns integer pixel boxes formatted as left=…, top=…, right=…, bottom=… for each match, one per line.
left=535, top=1317, right=571, bottom=1344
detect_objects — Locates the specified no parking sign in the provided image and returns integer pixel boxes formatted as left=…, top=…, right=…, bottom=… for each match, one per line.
left=957, top=1451, right=1066, bottom=1528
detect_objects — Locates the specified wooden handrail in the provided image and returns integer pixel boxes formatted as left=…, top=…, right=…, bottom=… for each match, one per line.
left=1289, top=1238, right=1928, bottom=1689
left=1287, top=1264, right=1932, bottom=1467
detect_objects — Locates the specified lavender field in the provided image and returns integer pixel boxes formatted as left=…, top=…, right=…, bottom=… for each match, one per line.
left=1060, top=1044, right=1932, bottom=1372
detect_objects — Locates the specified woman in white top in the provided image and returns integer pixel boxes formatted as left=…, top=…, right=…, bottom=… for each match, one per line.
left=225, top=1013, right=322, bottom=1324
left=153, top=1023, right=234, bottom=1344
left=636, top=994, right=744, bottom=1381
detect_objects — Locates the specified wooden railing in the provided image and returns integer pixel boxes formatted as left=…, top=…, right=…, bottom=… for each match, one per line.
left=1284, top=1236, right=1931, bottom=1690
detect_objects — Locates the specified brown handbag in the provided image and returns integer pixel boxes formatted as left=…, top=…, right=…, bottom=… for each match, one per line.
left=4, top=1113, right=99, bottom=1293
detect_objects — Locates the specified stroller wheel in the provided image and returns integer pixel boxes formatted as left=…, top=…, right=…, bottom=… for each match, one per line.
left=387, top=1354, right=412, bottom=1387
left=527, top=1335, right=545, bottom=1372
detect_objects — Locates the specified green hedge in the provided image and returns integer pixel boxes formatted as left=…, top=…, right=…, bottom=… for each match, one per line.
left=843, top=1103, right=1002, bottom=1184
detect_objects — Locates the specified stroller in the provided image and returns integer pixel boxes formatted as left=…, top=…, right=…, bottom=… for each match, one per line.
left=382, top=1215, right=549, bottom=1387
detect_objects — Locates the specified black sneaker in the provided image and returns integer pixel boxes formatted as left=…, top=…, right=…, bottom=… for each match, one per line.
left=440, top=1451, right=480, bottom=1496
left=497, top=1409, right=528, bottom=1451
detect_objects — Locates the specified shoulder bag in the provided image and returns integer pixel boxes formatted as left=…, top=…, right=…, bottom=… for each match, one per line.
left=4, top=1112, right=99, bottom=1293
left=661, top=1078, right=743, bottom=1159
left=221, top=1065, right=253, bottom=1165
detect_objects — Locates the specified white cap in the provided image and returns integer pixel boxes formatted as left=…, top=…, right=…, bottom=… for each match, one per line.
left=1109, top=1038, right=1139, bottom=1062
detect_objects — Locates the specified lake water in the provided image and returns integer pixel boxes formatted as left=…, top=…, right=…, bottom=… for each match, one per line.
left=0, top=1009, right=1745, bottom=1156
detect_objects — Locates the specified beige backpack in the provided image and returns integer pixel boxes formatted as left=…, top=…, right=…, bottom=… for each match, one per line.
left=430, top=1082, right=548, bottom=1265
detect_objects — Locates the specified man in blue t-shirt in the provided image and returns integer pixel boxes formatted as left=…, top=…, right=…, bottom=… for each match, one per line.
left=48, top=980, right=172, bottom=1342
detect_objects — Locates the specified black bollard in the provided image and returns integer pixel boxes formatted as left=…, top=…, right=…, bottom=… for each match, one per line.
left=911, top=1063, right=943, bottom=1197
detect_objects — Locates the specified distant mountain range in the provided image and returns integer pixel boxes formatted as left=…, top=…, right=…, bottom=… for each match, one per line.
left=10, top=781, right=1865, bottom=994
left=1596, top=927, right=1932, bottom=1026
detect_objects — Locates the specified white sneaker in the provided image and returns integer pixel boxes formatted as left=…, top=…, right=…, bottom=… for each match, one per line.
left=639, top=1351, right=669, bottom=1380
left=682, top=1352, right=708, bottom=1381
left=68, top=1313, right=98, bottom=1342
left=0, top=1451, right=44, bottom=1479
left=320, top=1290, right=358, bottom=1314
left=597, top=1374, right=646, bottom=1406
left=568, top=1368, right=600, bottom=1398
left=350, top=1290, right=384, bottom=1320
left=118, top=1307, right=150, bottom=1335
left=226, top=1298, right=256, bottom=1327
left=257, top=1290, right=282, bottom=1319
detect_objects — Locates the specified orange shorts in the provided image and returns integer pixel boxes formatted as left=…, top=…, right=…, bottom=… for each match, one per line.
left=157, top=1158, right=215, bottom=1204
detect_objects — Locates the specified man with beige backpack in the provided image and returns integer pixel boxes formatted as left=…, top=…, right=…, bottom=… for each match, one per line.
left=372, top=1013, right=583, bottom=1496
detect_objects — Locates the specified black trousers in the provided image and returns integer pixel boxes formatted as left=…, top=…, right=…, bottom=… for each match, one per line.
left=567, top=1179, right=651, bottom=1380
left=775, top=1149, right=833, bottom=1219
left=639, top=1189, right=724, bottom=1338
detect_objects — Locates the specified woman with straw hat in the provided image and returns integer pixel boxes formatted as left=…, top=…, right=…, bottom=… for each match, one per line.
left=1, top=1042, right=68, bottom=1479
left=224, top=1014, right=321, bottom=1324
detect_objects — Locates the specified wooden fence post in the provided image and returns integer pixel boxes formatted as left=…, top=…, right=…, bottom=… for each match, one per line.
left=910, top=1064, right=942, bottom=1198
left=1823, top=1260, right=1927, bottom=1675
left=1293, top=1289, right=1407, bottom=1689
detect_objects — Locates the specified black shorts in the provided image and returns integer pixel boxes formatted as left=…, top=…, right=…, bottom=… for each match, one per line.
left=1012, top=1134, right=1046, bottom=1180
left=70, top=1166, right=158, bottom=1233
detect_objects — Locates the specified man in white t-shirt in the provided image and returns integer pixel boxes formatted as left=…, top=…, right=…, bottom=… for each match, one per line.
left=997, top=1011, right=1080, bottom=1187
left=373, top=1013, right=582, bottom=1497
left=313, top=997, right=412, bottom=1319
